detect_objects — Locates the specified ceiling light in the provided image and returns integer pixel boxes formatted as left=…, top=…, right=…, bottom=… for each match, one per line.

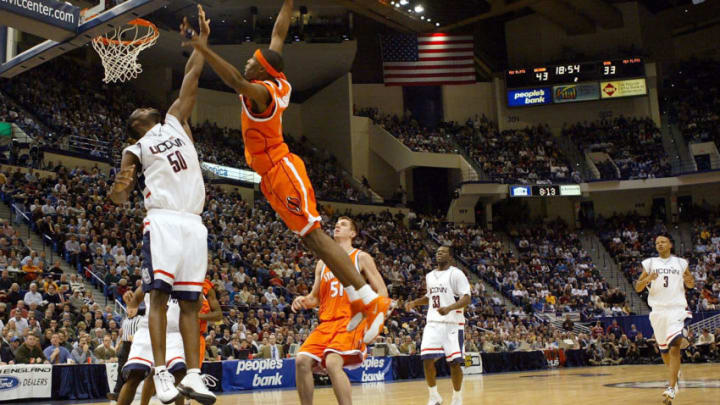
left=420, top=16, right=425, bottom=20
left=435, top=22, right=440, bottom=26
left=427, top=18, right=431, bottom=22
left=414, top=5, right=424, bottom=13
left=399, top=0, right=408, bottom=5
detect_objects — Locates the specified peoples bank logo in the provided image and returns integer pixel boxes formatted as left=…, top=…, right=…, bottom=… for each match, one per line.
left=607, top=380, right=720, bottom=389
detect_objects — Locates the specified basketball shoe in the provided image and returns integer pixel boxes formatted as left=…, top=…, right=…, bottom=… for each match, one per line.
left=348, top=296, right=394, bottom=344
left=153, top=368, right=179, bottom=404
left=177, top=369, right=216, bottom=405
left=662, top=386, right=675, bottom=405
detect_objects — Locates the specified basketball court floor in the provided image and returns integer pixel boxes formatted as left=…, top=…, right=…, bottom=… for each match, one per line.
left=23, top=363, right=720, bottom=405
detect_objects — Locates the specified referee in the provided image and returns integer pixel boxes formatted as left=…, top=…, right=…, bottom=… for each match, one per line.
left=107, top=305, right=141, bottom=401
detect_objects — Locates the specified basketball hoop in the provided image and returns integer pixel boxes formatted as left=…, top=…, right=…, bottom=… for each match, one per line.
left=92, top=18, right=159, bottom=83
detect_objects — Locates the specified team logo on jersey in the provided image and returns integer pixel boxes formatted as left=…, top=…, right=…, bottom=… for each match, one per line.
left=141, top=267, right=152, bottom=285
left=607, top=380, right=720, bottom=389
left=286, top=196, right=302, bottom=215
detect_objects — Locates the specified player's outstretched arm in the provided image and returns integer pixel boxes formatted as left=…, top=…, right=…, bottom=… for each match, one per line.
left=199, top=287, right=223, bottom=322
left=291, top=261, right=322, bottom=312
left=108, top=152, right=139, bottom=205
left=404, top=296, right=429, bottom=312
left=269, top=0, right=294, bottom=55
left=182, top=5, right=270, bottom=108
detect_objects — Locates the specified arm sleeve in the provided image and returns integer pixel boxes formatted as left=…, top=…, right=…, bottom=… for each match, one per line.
left=451, top=268, right=472, bottom=297
left=122, top=143, right=142, bottom=161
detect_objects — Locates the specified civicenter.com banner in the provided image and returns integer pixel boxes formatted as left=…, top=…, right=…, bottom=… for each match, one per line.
left=0, top=0, right=80, bottom=32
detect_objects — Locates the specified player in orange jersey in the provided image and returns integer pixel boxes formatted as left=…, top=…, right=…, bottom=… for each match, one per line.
left=292, top=217, right=388, bottom=405
left=183, top=1, right=392, bottom=344
left=198, top=279, right=222, bottom=367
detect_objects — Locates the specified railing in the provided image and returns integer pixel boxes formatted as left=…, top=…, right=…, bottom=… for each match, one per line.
left=67, top=135, right=112, bottom=159
left=689, top=312, right=720, bottom=335
left=83, top=265, right=109, bottom=306
left=114, top=298, right=127, bottom=317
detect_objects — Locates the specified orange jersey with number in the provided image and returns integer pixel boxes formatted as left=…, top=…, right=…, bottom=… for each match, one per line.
left=240, top=75, right=292, bottom=175
left=317, top=249, right=362, bottom=322
left=198, top=279, right=213, bottom=334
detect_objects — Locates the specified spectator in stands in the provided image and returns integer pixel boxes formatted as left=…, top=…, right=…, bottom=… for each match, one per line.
left=399, top=335, right=417, bottom=355
left=43, top=333, right=71, bottom=364
left=22, top=283, right=43, bottom=307
left=562, top=315, right=574, bottom=332
left=606, top=320, right=623, bottom=340
left=71, top=335, right=96, bottom=364
left=93, top=335, right=117, bottom=363
left=14, top=334, right=46, bottom=364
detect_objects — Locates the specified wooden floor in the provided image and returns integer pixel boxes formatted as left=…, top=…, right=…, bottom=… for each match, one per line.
left=30, top=363, right=720, bottom=405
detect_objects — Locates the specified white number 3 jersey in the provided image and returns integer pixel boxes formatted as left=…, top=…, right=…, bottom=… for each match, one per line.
left=642, top=255, right=689, bottom=310
left=425, top=266, right=471, bottom=324
left=123, top=114, right=205, bottom=215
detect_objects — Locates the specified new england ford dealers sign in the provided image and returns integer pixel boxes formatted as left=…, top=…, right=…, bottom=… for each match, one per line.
left=507, top=88, right=552, bottom=107
left=0, top=364, right=52, bottom=400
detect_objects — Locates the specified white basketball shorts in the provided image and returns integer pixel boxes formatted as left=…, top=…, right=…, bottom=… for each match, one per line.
left=649, top=307, right=692, bottom=353
left=420, top=322, right=465, bottom=363
left=123, top=327, right=186, bottom=378
left=141, top=209, right=208, bottom=301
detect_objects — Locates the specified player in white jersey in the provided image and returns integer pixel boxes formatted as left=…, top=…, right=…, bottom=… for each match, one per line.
left=117, top=287, right=185, bottom=405
left=108, top=11, right=214, bottom=405
left=635, top=234, right=695, bottom=405
left=405, top=245, right=471, bottom=405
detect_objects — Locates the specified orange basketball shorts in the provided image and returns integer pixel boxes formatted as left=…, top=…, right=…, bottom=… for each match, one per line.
left=298, top=318, right=367, bottom=370
left=260, top=153, right=322, bottom=237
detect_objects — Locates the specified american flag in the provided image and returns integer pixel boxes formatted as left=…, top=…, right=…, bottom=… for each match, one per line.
left=380, top=33, right=476, bottom=86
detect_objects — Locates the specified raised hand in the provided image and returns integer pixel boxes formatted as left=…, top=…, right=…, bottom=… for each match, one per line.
left=181, top=4, right=211, bottom=48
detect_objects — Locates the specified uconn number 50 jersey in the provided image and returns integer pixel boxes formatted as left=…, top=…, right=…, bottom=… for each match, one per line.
left=123, top=114, right=205, bottom=215
left=642, top=255, right=689, bottom=310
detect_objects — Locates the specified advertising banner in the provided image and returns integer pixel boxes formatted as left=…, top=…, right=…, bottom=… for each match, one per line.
left=222, top=359, right=295, bottom=392
left=510, top=186, right=531, bottom=197
left=600, top=79, right=647, bottom=99
left=201, top=162, right=261, bottom=184
left=0, top=0, right=80, bottom=32
left=105, top=363, right=118, bottom=394
left=345, top=357, right=394, bottom=383
left=507, top=87, right=552, bottom=107
left=552, top=83, right=600, bottom=103
left=462, top=352, right=483, bottom=375
left=0, top=364, right=52, bottom=401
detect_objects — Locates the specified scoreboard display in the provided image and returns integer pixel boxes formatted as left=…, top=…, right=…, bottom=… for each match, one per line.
left=506, top=58, right=645, bottom=88
left=509, top=185, right=582, bottom=197
left=505, top=58, right=646, bottom=107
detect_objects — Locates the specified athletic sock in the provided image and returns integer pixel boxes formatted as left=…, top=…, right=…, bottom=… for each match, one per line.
left=357, top=284, right=379, bottom=306
left=346, top=286, right=359, bottom=302
left=187, top=368, right=200, bottom=375
left=453, top=390, right=462, bottom=397
left=428, top=385, right=439, bottom=396
left=154, top=365, right=167, bottom=375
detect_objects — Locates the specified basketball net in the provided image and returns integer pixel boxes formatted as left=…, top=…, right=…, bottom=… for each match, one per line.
left=92, top=19, right=159, bottom=83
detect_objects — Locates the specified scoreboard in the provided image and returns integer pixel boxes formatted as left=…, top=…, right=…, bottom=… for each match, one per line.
left=509, top=185, right=582, bottom=197
left=505, top=58, right=647, bottom=107
left=506, top=58, right=644, bottom=88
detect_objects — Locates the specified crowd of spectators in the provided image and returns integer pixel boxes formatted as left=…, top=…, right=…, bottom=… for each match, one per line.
left=356, top=108, right=458, bottom=154
left=1, top=57, right=374, bottom=204
left=453, top=116, right=577, bottom=184
left=664, top=59, right=720, bottom=148
left=563, top=117, right=671, bottom=180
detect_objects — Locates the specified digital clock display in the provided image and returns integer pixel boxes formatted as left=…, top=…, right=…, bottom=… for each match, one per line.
left=506, top=58, right=644, bottom=88
left=509, top=185, right=582, bottom=197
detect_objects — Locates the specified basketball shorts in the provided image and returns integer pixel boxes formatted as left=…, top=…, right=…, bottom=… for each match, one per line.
left=649, top=307, right=692, bottom=353
left=141, top=209, right=208, bottom=301
left=261, top=153, right=322, bottom=237
left=123, top=327, right=186, bottom=378
left=420, top=322, right=465, bottom=363
left=298, top=318, right=367, bottom=370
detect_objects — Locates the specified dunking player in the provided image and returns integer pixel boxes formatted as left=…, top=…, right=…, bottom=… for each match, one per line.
left=198, top=279, right=222, bottom=367
left=405, top=245, right=471, bottom=405
left=182, top=0, right=391, bottom=343
left=635, top=234, right=694, bottom=404
left=108, top=11, right=214, bottom=405
left=292, top=217, right=388, bottom=405
left=116, top=287, right=185, bottom=405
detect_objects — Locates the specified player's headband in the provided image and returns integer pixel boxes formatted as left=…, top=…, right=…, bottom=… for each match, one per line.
left=254, top=49, right=283, bottom=79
